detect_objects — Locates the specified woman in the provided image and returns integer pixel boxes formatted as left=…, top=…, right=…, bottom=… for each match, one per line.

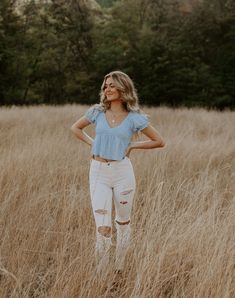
left=70, top=70, right=165, bottom=276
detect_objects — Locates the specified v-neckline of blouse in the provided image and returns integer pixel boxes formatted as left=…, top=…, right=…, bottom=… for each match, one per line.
left=104, top=111, right=130, bottom=129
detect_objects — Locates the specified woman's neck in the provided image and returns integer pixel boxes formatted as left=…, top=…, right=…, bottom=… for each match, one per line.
left=109, top=100, right=127, bottom=113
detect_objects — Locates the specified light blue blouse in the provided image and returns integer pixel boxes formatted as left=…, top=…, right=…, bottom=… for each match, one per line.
left=84, top=105, right=149, bottom=160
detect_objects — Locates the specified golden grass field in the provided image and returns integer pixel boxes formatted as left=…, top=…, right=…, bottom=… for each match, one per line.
left=0, top=104, right=234, bottom=298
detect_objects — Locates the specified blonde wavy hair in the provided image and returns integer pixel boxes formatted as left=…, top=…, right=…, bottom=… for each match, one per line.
left=98, top=70, right=141, bottom=112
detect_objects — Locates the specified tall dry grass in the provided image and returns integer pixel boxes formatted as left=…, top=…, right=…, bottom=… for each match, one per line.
left=0, top=104, right=234, bottom=298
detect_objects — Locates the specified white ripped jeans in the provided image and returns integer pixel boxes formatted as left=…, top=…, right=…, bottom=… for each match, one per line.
left=89, top=156, right=136, bottom=272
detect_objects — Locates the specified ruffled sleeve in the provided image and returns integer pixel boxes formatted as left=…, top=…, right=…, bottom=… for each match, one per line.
left=132, top=112, right=149, bottom=132
left=84, top=106, right=101, bottom=124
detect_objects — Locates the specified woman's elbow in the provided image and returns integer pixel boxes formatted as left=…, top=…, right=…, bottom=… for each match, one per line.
left=154, top=139, right=165, bottom=148
left=70, top=124, right=81, bottom=134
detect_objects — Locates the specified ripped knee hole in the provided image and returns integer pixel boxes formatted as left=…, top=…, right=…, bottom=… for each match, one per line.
left=98, top=226, right=112, bottom=237
left=116, top=220, right=130, bottom=225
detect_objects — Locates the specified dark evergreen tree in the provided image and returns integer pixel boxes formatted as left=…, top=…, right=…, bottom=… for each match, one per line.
left=0, top=0, right=234, bottom=109
left=0, top=0, right=25, bottom=104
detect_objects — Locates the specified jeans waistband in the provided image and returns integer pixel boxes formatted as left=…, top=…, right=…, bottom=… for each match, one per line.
left=91, top=155, right=116, bottom=163
left=90, top=156, right=129, bottom=166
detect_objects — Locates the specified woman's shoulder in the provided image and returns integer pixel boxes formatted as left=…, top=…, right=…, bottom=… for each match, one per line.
left=84, top=104, right=104, bottom=123
left=128, top=110, right=149, bottom=131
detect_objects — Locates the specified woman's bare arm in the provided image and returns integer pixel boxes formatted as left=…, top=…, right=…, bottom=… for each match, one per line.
left=70, top=116, right=94, bottom=146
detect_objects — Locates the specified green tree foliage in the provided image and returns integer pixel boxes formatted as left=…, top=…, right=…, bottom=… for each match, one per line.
left=0, top=0, right=234, bottom=109
left=92, top=0, right=235, bottom=109
left=22, top=0, right=95, bottom=104
left=0, top=0, right=26, bottom=104
left=96, top=0, right=117, bottom=8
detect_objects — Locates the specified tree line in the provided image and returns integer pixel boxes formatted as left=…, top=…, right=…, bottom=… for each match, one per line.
left=0, top=0, right=234, bottom=109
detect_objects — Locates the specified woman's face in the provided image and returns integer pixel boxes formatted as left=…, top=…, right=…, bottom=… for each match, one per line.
left=104, top=77, right=121, bottom=102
